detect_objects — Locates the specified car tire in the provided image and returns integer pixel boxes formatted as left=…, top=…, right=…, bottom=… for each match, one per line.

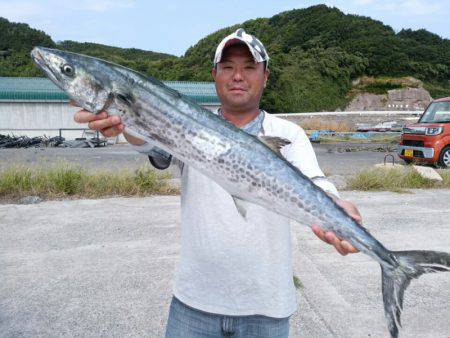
left=437, top=146, right=450, bottom=168
left=403, top=158, right=413, bottom=165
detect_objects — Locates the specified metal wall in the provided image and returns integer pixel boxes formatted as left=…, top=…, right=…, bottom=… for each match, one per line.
left=0, top=101, right=86, bottom=139
left=0, top=101, right=220, bottom=140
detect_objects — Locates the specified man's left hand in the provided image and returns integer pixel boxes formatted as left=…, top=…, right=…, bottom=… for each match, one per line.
left=312, top=199, right=361, bottom=256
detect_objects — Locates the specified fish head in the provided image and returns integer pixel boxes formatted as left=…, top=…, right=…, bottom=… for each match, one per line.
left=31, top=46, right=119, bottom=114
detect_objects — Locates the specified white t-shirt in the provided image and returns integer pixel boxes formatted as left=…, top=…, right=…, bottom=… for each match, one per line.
left=133, top=111, right=338, bottom=318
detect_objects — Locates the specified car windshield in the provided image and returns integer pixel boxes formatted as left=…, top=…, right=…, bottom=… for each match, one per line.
left=419, top=101, right=450, bottom=123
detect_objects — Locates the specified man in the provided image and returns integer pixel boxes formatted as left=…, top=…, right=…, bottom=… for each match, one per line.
left=74, top=29, right=361, bottom=337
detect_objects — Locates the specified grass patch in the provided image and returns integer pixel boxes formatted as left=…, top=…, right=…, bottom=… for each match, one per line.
left=346, top=167, right=450, bottom=192
left=300, top=118, right=354, bottom=132
left=363, top=82, right=403, bottom=94
left=351, top=76, right=422, bottom=95
left=0, top=163, right=178, bottom=202
left=293, top=275, right=304, bottom=289
left=317, top=133, right=400, bottom=144
left=423, top=81, right=450, bottom=99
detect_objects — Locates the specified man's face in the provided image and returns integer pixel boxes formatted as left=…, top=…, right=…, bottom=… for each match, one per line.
left=212, top=44, right=269, bottom=113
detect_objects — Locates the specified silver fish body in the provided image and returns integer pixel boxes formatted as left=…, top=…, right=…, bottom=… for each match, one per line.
left=31, top=46, right=450, bottom=337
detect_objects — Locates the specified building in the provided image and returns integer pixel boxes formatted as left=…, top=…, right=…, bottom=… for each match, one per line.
left=0, top=77, right=220, bottom=140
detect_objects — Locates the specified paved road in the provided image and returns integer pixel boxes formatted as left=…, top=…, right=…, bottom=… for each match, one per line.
left=0, top=145, right=150, bottom=172
left=0, top=143, right=397, bottom=177
left=1, top=190, right=449, bottom=337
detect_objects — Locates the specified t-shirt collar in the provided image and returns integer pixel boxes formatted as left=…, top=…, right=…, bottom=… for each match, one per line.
left=216, top=108, right=265, bottom=136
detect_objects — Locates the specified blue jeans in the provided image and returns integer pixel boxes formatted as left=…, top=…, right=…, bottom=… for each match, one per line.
left=165, top=296, right=290, bottom=338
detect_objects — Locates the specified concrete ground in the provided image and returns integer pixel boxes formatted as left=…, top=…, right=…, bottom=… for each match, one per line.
left=1, top=190, right=449, bottom=337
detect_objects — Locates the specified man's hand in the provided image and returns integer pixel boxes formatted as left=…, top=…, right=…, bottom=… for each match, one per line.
left=312, top=198, right=361, bottom=256
left=71, top=101, right=145, bottom=145
left=72, top=101, right=124, bottom=138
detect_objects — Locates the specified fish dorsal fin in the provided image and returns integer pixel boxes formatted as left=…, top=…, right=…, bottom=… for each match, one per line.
left=232, top=196, right=250, bottom=219
left=257, top=136, right=291, bottom=154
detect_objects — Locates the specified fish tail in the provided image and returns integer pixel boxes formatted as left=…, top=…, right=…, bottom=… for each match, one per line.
left=381, top=250, right=450, bottom=337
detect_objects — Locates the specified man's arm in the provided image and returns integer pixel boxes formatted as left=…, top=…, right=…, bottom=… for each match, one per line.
left=122, top=127, right=172, bottom=170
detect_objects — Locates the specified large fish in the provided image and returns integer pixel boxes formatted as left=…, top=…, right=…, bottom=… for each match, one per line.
left=31, top=46, right=449, bottom=337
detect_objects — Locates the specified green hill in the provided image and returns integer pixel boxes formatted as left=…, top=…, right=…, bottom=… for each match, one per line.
left=0, top=17, right=176, bottom=77
left=57, top=41, right=176, bottom=74
left=161, top=5, right=450, bottom=111
left=1, top=5, right=449, bottom=112
left=0, top=17, right=55, bottom=76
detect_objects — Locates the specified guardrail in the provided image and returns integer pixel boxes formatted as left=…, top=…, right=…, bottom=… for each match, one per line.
left=274, top=111, right=423, bottom=117
left=0, top=128, right=99, bottom=139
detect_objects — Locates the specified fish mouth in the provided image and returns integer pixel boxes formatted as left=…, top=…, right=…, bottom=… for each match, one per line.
left=30, top=47, right=43, bottom=64
left=31, top=48, right=49, bottom=73
left=31, top=47, right=63, bottom=86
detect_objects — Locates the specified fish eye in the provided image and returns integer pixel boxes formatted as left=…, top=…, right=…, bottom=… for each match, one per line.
left=61, top=64, right=74, bottom=77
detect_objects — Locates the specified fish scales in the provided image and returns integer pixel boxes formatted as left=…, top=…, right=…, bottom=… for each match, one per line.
left=126, top=79, right=370, bottom=246
left=31, top=47, right=450, bottom=338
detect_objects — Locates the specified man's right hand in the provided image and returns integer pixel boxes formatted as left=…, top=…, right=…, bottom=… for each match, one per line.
left=71, top=99, right=124, bottom=137
left=72, top=101, right=145, bottom=145
left=73, top=109, right=124, bottom=138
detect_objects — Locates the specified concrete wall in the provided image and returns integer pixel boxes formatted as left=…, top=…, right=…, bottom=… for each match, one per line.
left=276, top=111, right=423, bottom=130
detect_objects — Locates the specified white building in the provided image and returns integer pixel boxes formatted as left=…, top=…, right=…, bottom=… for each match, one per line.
left=0, top=77, right=220, bottom=140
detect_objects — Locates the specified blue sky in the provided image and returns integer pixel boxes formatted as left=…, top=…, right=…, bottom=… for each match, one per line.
left=1, top=0, right=449, bottom=56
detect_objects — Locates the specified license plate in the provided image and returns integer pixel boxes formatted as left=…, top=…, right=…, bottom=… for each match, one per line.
left=404, top=149, right=414, bottom=157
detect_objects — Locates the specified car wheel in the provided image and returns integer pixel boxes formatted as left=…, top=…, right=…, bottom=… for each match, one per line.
left=403, top=158, right=413, bottom=165
left=437, top=146, right=450, bottom=168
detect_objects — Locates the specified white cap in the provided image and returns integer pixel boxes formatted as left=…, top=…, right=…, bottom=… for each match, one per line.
left=214, top=28, right=269, bottom=69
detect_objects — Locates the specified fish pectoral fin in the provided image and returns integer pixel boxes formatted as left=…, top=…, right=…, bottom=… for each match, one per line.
left=232, top=196, right=250, bottom=219
left=257, top=136, right=291, bottom=154
left=115, top=91, right=134, bottom=106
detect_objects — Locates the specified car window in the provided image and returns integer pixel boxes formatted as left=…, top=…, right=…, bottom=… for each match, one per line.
left=420, top=102, right=450, bottom=123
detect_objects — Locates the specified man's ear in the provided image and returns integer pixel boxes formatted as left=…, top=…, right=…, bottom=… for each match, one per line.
left=211, top=68, right=217, bottom=80
left=264, top=69, right=270, bottom=88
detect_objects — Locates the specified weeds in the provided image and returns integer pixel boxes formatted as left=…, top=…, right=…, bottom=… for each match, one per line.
left=2, top=163, right=448, bottom=202
left=0, top=163, right=178, bottom=201
left=293, top=275, right=304, bottom=289
left=346, top=167, right=450, bottom=192
left=300, top=118, right=354, bottom=132
left=351, top=76, right=422, bottom=95
left=317, top=133, right=400, bottom=144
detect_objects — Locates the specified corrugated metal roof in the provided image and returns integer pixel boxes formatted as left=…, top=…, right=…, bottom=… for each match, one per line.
left=0, top=77, right=68, bottom=101
left=0, top=77, right=219, bottom=104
